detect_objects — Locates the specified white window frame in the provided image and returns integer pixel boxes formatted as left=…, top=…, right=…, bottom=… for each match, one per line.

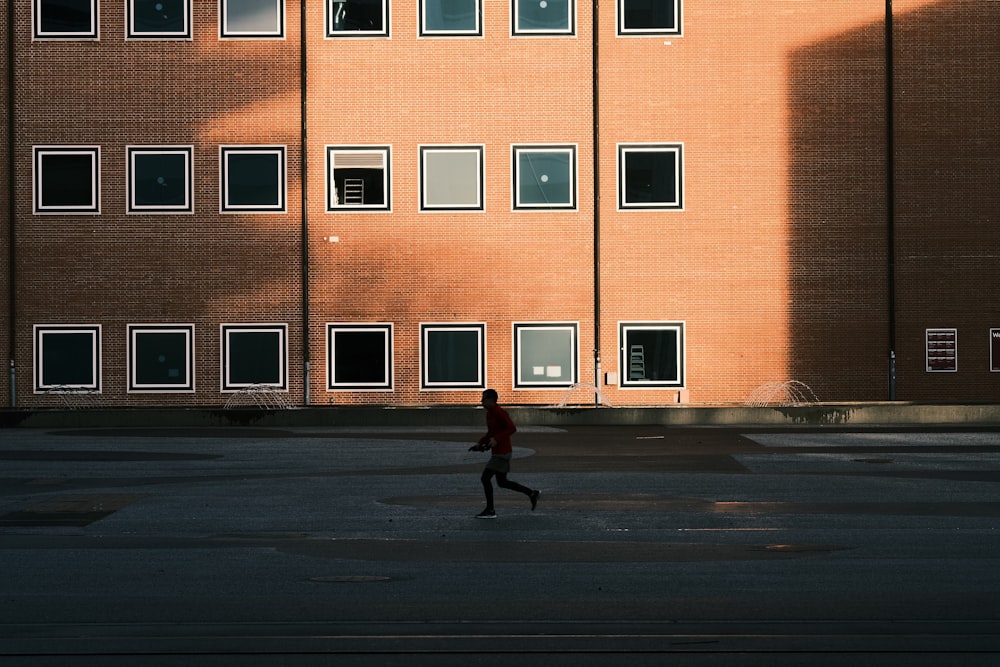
left=33, top=146, right=101, bottom=215
left=326, top=0, right=390, bottom=38
left=512, top=144, right=577, bottom=210
left=419, top=145, right=485, bottom=211
left=127, top=324, right=195, bottom=393
left=220, top=0, right=285, bottom=39
left=617, top=0, right=682, bottom=37
left=33, top=0, right=99, bottom=40
left=220, top=324, right=288, bottom=392
left=33, top=324, right=102, bottom=393
left=618, top=321, right=686, bottom=388
left=617, top=143, right=684, bottom=211
left=420, top=323, right=487, bottom=390
left=512, top=0, right=575, bottom=37
left=219, top=145, right=287, bottom=213
left=513, top=322, right=579, bottom=389
left=326, top=145, right=392, bottom=212
left=127, top=146, right=194, bottom=214
left=327, top=323, right=394, bottom=391
left=419, top=0, right=482, bottom=37
left=126, top=0, right=192, bottom=39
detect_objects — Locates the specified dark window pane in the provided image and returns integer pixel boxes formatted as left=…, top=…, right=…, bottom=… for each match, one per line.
left=133, top=153, right=188, bottom=207
left=331, top=0, right=385, bottom=32
left=624, top=151, right=676, bottom=204
left=333, top=330, right=388, bottom=384
left=40, top=0, right=94, bottom=34
left=228, top=332, right=281, bottom=384
left=135, top=332, right=188, bottom=386
left=227, top=153, right=280, bottom=207
left=625, top=329, right=678, bottom=382
left=518, top=152, right=571, bottom=205
left=40, top=153, right=94, bottom=208
left=333, top=168, right=385, bottom=206
left=517, top=0, right=568, bottom=31
left=623, top=0, right=676, bottom=31
left=427, top=330, right=479, bottom=384
left=41, top=332, right=95, bottom=386
left=425, top=0, right=477, bottom=32
left=132, top=0, right=186, bottom=33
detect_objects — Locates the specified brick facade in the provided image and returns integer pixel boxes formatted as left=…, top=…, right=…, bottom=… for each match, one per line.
left=1, top=0, right=997, bottom=408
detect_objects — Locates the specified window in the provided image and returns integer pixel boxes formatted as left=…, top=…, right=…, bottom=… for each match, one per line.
left=327, top=0, right=389, bottom=37
left=220, top=146, right=286, bottom=213
left=327, top=146, right=390, bottom=211
left=513, top=0, right=574, bottom=36
left=514, top=323, right=578, bottom=388
left=419, top=146, right=484, bottom=211
left=513, top=145, right=576, bottom=210
left=221, top=324, right=288, bottom=391
left=618, top=143, right=683, bottom=210
left=618, top=0, right=681, bottom=36
left=127, top=0, right=191, bottom=39
left=128, top=325, right=194, bottom=392
left=33, top=0, right=99, bottom=39
left=220, top=0, right=284, bottom=39
left=33, top=146, right=100, bottom=215
left=127, top=146, right=193, bottom=213
left=420, top=0, right=481, bottom=36
left=327, top=323, right=393, bottom=390
left=421, top=323, right=486, bottom=390
left=33, top=325, right=101, bottom=392
left=619, top=322, right=685, bottom=388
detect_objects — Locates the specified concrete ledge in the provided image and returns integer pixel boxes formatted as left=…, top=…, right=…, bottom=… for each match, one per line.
left=3, top=403, right=1000, bottom=429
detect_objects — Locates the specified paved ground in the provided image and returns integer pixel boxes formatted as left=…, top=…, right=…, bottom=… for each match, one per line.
left=0, top=423, right=998, bottom=665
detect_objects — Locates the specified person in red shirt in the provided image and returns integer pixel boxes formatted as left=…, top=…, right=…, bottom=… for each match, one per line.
left=469, top=388, right=540, bottom=519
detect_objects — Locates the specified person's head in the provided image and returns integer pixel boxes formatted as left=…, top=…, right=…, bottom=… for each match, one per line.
left=481, top=388, right=498, bottom=406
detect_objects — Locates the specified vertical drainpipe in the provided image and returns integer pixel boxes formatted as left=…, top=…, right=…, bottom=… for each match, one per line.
left=592, top=0, right=601, bottom=406
left=885, top=0, right=897, bottom=400
left=6, top=0, right=16, bottom=407
left=300, top=0, right=311, bottom=406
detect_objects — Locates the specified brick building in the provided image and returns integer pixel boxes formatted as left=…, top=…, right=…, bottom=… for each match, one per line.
left=1, top=0, right=997, bottom=409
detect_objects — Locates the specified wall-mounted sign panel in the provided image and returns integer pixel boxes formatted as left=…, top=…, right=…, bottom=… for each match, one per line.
left=926, top=328, right=957, bottom=372
left=992, top=329, right=1000, bottom=372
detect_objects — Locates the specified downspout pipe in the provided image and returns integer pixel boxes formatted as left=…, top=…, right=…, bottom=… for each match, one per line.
left=886, top=0, right=896, bottom=400
left=592, top=0, right=601, bottom=406
left=6, top=0, right=16, bottom=407
left=300, top=0, right=311, bottom=405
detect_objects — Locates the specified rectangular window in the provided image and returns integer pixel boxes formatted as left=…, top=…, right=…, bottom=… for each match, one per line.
left=221, top=324, right=288, bottom=391
left=127, top=0, right=191, bottom=38
left=926, top=328, right=957, bottom=373
left=513, top=144, right=576, bottom=210
left=127, top=146, right=193, bottom=213
left=220, top=0, right=285, bottom=38
left=514, top=323, right=578, bottom=388
left=33, top=146, right=101, bottom=215
left=513, top=0, right=574, bottom=36
left=128, top=325, right=194, bottom=392
left=420, top=145, right=484, bottom=211
left=420, top=0, right=481, bottom=36
left=618, top=0, right=681, bottom=36
left=33, top=325, right=101, bottom=392
left=327, top=323, right=393, bottom=390
left=34, top=0, right=99, bottom=39
left=220, top=146, right=286, bottom=213
left=421, top=323, right=486, bottom=390
left=327, top=0, right=389, bottom=37
left=618, top=322, right=685, bottom=388
left=327, top=146, right=391, bottom=211
left=618, top=143, right=683, bottom=210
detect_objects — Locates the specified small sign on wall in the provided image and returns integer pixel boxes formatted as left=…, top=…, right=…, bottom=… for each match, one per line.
left=926, top=328, right=957, bottom=372
left=992, top=329, right=1000, bottom=372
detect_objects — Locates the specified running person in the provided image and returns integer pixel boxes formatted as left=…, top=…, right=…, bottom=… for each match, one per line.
left=470, top=389, right=540, bottom=518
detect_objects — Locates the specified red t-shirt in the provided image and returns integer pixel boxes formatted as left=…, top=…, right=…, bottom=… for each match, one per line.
left=479, top=404, right=517, bottom=455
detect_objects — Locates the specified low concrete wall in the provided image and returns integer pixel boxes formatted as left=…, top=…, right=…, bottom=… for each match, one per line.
left=3, top=403, right=1000, bottom=429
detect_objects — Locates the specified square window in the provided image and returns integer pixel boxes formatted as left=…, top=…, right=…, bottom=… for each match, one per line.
left=420, top=0, right=481, bottom=36
left=327, top=323, right=393, bottom=390
left=618, top=0, right=681, bottom=36
left=220, top=0, right=284, bottom=38
left=33, top=325, right=101, bottom=392
left=33, top=0, right=99, bottom=39
left=327, top=146, right=391, bottom=211
left=127, top=0, right=191, bottom=38
left=221, top=324, right=288, bottom=391
left=33, top=146, right=101, bottom=215
left=514, top=323, right=578, bottom=388
left=128, top=325, right=194, bottom=392
left=513, top=0, right=574, bottom=36
left=513, top=145, right=576, bottom=209
left=421, top=324, right=486, bottom=389
left=327, top=0, right=389, bottom=37
left=419, top=146, right=484, bottom=211
left=618, top=322, right=685, bottom=388
left=618, top=143, right=683, bottom=210
left=220, top=146, right=286, bottom=213
left=127, top=146, right=193, bottom=213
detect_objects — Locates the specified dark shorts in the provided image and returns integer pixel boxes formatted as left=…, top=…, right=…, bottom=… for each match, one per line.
left=485, top=454, right=512, bottom=473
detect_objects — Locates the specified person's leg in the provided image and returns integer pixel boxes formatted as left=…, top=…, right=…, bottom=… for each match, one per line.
left=495, top=472, right=532, bottom=497
left=480, top=468, right=496, bottom=511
